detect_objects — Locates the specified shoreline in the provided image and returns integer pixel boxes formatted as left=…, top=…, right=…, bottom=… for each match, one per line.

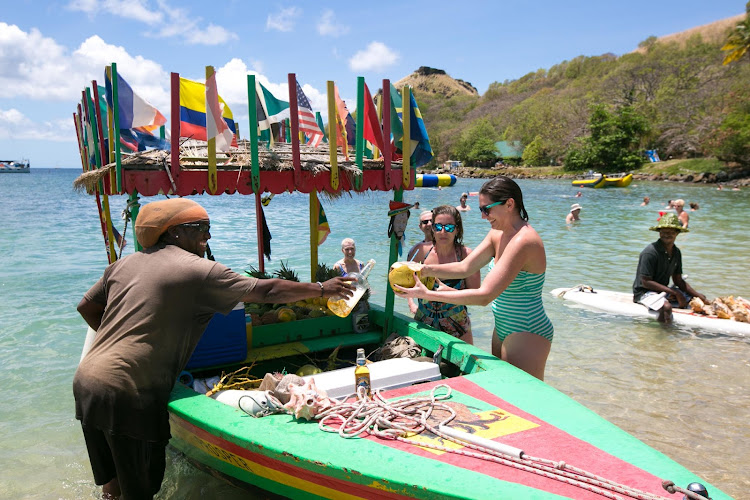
left=424, top=165, right=750, bottom=186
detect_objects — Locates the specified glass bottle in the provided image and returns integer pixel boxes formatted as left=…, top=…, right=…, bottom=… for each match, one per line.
left=354, top=348, right=371, bottom=398
left=327, top=259, right=375, bottom=318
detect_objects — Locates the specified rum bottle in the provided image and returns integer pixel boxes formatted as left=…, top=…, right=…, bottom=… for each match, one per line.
left=354, top=348, right=371, bottom=399
left=327, top=259, right=375, bottom=318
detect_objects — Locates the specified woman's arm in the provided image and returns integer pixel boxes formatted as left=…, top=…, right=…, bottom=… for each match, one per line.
left=462, top=246, right=481, bottom=290
left=397, top=231, right=533, bottom=306
left=422, top=231, right=495, bottom=279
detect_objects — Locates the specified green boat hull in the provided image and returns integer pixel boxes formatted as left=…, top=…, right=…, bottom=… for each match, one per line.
left=167, top=307, right=729, bottom=499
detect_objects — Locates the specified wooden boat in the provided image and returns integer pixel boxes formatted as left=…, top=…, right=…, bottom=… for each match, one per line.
left=415, top=173, right=457, bottom=187
left=551, top=286, right=750, bottom=337
left=571, top=172, right=605, bottom=189
left=603, top=173, right=633, bottom=188
left=73, top=64, right=730, bottom=499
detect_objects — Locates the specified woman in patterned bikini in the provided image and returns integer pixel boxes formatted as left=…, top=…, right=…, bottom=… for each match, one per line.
left=395, top=176, right=553, bottom=380
left=410, top=205, right=480, bottom=344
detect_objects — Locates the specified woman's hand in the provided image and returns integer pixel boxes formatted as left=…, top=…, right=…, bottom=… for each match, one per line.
left=394, top=272, right=429, bottom=299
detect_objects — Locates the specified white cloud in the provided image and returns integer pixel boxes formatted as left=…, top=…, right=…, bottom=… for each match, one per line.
left=0, top=108, right=75, bottom=142
left=266, top=7, right=300, bottom=32
left=67, top=0, right=163, bottom=25
left=317, top=10, right=349, bottom=37
left=349, top=42, right=399, bottom=72
left=152, top=1, right=238, bottom=45
left=67, top=0, right=236, bottom=45
left=0, top=23, right=169, bottom=108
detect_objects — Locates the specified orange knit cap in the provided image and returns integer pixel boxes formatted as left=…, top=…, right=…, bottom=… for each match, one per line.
left=135, top=198, right=209, bottom=248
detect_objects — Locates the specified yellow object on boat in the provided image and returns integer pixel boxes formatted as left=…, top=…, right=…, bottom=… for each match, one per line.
left=603, top=173, right=633, bottom=187
left=571, top=173, right=606, bottom=188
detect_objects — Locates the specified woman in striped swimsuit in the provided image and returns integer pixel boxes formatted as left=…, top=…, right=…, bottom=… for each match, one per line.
left=394, top=176, right=553, bottom=380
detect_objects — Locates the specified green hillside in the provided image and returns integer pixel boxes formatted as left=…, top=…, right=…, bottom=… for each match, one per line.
left=413, top=11, right=750, bottom=173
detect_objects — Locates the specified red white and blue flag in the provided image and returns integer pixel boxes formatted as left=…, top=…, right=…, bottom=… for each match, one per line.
left=295, top=79, right=324, bottom=147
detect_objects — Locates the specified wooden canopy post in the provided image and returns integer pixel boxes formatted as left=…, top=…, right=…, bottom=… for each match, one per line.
left=309, top=192, right=319, bottom=281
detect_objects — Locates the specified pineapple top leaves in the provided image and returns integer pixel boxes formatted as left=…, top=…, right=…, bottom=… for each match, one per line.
left=273, top=260, right=299, bottom=282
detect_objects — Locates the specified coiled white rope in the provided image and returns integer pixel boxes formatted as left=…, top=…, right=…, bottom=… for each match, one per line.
left=315, top=385, right=706, bottom=500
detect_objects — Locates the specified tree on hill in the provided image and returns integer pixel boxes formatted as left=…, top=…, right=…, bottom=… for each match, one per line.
left=564, top=104, right=649, bottom=172
left=722, top=2, right=750, bottom=64
left=453, top=119, right=499, bottom=167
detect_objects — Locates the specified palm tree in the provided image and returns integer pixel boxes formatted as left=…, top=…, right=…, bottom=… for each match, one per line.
left=722, top=2, right=750, bottom=65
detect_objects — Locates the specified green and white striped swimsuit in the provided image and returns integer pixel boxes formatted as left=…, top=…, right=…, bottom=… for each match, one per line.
left=489, top=259, right=554, bottom=342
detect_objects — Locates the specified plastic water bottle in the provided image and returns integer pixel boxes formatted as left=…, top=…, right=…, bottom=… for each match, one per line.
left=327, top=259, right=375, bottom=318
left=354, top=348, right=371, bottom=398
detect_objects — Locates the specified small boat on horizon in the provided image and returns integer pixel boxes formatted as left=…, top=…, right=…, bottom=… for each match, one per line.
left=0, top=159, right=30, bottom=173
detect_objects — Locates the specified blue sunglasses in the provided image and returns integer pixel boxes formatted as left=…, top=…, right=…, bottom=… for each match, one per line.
left=433, top=223, right=456, bottom=233
left=479, top=200, right=507, bottom=215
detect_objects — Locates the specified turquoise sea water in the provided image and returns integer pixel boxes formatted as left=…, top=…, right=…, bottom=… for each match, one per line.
left=0, top=169, right=748, bottom=499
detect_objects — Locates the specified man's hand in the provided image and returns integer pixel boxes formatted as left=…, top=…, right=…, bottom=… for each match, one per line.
left=322, top=276, right=356, bottom=299
left=672, top=290, right=688, bottom=309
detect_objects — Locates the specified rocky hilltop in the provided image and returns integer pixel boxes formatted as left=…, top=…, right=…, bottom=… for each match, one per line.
left=394, top=66, right=479, bottom=98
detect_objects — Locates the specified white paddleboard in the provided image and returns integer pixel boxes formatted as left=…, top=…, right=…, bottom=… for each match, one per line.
left=551, top=286, right=750, bottom=336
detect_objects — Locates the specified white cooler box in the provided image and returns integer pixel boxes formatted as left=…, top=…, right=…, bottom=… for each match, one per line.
left=303, top=357, right=441, bottom=399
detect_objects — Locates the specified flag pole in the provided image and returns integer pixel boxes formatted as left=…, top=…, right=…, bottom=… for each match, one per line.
left=402, top=86, right=411, bottom=189
left=382, top=79, right=392, bottom=189
left=111, top=62, right=123, bottom=193
left=85, top=87, right=117, bottom=263
left=287, top=73, right=302, bottom=187
left=355, top=77, right=365, bottom=191
left=206, top=66, right=218, bottom=194
left=170, top=72, right=181, bottom=190
left=326, top=81, right=339, bottom=191
left=246, top=75, right=261, bottom=194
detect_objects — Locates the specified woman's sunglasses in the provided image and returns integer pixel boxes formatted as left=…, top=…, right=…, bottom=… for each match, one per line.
left=434, top=223, right=456, bottom=233
left=479, top=200, right=507, bottom=215
left=180, top=222, right=211, bottom=233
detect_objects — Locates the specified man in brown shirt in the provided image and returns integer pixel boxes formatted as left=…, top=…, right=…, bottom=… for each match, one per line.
left=74, top=198, right=354, bottom=499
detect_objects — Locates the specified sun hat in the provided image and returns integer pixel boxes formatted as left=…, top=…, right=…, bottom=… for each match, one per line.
left=650, top=213, right=688, bottom=233
left=135, top=198, right=209, bottom=248
left=570, top=203, right=582, bottom=213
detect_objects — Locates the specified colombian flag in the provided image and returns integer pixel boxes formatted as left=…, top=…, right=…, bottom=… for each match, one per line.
left=179, top=77, right=237, bottom=145
left=318, top=203, right=330, bottom=245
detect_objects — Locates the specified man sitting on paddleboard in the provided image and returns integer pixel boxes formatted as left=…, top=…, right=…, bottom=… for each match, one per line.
left=632, top=213, right=706, bottom=323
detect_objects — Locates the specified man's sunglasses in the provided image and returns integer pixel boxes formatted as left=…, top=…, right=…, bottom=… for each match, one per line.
left=479, top=200, right=507, bottom=215
left=434, top=223, right=456, bottom=233
left=180, top=222, right=211, bottom=233
left=419, top=220, right=432, bottom=226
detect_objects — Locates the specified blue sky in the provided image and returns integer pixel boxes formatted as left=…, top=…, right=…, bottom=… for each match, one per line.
left=0, top=0, right=744, bottom=168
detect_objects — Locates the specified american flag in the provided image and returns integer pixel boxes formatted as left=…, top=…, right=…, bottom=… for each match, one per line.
left=295, top=79, right=323, bottom=147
